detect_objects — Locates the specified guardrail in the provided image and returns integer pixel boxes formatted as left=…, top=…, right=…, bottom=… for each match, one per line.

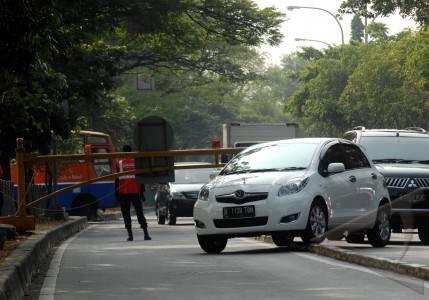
left=0, top=138, right=243, bottom=231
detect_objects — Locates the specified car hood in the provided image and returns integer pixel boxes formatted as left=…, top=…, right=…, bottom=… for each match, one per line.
left=209, top=170, right=309, bottom=188
left=170, top=183, right=205, bottom=193
left=375, top=163, right=429, bottom=177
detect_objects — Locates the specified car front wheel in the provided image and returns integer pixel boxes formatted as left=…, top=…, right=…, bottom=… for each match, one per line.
left=168, top=209, right=177, bottom=225
left=197, top=235, right=227, bottom=254
left=301, top=201, right=327, bottom=244
left=367, top=207, right=391, bottom=247
left=272, top=233, right=293, bottom=247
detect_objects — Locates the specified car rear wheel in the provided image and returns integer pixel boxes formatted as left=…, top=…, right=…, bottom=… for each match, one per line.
left=418, top=224, right=429, bottom=245
left=301, top=201, right=327, bottom=244
left=197, top=235, right=227, bottom=254
left=367, top=207, right=390, bottom=247
left=272, top=233, right=293, bottom=247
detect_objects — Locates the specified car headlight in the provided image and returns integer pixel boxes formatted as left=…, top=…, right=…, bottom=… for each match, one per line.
left=172, top=192, right=186, bottom=200
left=278, top=177, right=309, bottom=197
left=198, top=187, right=210, bottom=201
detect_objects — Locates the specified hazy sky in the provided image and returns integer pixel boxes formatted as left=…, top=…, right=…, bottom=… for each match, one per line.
left=255, top=0, right=418, bottom=65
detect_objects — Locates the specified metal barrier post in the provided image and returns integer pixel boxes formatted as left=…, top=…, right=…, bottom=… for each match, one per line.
left=0, top=138, right=36, bottom=231
left=16, top=138, right=27, bottom=218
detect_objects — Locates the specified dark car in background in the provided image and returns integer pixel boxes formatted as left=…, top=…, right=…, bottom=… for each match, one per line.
left=154, top=163, right=220, bottom=225
left=344, top=127, right=429, bottom=244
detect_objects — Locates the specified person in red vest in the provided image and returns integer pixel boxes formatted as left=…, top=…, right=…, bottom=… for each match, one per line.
left=116, top=145, right=151, bottom=241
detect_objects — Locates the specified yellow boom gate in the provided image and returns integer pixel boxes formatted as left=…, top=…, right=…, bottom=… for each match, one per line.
left=0, top=138, right=242, bottom=231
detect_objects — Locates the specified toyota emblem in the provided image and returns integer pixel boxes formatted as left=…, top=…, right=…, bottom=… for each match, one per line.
left=234, top=190, right=246, bottom=199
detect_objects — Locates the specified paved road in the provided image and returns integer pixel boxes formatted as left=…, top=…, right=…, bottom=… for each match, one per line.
left=29, top=214, right=429, bottom=300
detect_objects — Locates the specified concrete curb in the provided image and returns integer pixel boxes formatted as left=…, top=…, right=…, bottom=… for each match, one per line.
left=0, top=217, right=88, bottom=300
left=254, top=236, right=429, bottom=281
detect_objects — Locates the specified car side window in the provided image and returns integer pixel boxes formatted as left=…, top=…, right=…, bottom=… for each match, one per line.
left=319, top=144, right=347, bottom=176
left=343, top=144, right=371, bottom=169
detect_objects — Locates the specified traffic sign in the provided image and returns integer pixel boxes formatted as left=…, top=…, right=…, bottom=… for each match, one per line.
left=134, top=116, right=175, bottom=184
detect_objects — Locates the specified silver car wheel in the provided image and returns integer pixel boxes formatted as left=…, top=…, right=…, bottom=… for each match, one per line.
left=378, top=210, right=390, bottom=241
left=310, top=205, right=326, bottom=237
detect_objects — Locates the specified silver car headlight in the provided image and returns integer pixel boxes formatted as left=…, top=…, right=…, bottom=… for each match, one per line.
left=198, top=186, right=210, bottom=201
left=278, top=177, right=309, bottom=197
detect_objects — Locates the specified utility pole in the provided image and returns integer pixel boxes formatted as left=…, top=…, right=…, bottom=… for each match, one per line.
left=364, top=16, right=368, bottom=43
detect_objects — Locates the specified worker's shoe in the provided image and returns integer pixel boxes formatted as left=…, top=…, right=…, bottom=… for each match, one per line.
left=143, top=227, right=151, bottom=240
left=127, top=228, right=133, bottom=241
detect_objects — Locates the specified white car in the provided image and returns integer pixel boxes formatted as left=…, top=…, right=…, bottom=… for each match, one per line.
left=194, top=138, right=391, bottom=253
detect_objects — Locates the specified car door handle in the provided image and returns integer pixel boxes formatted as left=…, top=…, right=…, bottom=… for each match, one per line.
left=371, top=173, right=378, bottom=180
left=349, top=176, right=357, bottom=183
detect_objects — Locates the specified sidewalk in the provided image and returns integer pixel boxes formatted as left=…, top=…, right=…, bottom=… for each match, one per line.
left=320, top=232, right=429, bottom=271
left=256, top=232, right=429, bottom=281
left=0, top=217, right=87, bottom=300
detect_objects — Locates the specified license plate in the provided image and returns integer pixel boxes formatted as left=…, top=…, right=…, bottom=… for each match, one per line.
left=223, top=206, right=255, bottom=219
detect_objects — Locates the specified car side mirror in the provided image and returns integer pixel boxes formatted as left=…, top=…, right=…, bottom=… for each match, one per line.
left=327, top=163, right=346, bottom=174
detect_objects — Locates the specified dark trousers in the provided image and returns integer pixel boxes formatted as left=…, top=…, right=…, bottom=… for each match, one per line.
left=119, top=194, right=147, bottom=230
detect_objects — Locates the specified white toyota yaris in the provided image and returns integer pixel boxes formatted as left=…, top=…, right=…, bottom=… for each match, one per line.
left=194, top=138, right=391, bottom=253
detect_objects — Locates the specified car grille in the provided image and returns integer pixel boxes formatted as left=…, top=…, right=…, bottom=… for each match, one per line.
left=213, top=217, right=268, bottom=228
left=385, top=177, right=429, bottom=189
left=415, top=178, right=429, bottom=188
left=215, top=192, right=268, bottom=204
left=182, top=191, right=199, bottom=200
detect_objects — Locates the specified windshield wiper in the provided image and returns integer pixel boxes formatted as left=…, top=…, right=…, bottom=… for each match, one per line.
left=223, top=167, right=307, bottom=175
left=415, top=160, right=429, bottom=164
left=372, top=158, right=414, bottom=164
left=248, top=168, right=283, bottom=173
left=279, top=167, right=307, bottom=171
left=222, top=170, right=251, bottom=175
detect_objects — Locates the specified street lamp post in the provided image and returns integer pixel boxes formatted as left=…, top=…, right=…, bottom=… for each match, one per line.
left=294, top=38, right=331, bottom=47
left=287, top=5, right=345, bottom=45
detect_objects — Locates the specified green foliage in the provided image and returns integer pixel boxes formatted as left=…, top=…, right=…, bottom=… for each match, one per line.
left=351, top=15, right=365, bottom=42
left=287, top=30, right=429, bottom=137
left=340, top=0, right=429, bottom=26
left=0, top=0, right=284, bottom=172
left=114, top=51, right=303, bottom=149
left=368, top=22, right=389, bottom=42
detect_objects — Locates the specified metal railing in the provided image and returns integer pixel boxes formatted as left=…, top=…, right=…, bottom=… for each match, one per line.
left=0, top=138, right=243, bottom=231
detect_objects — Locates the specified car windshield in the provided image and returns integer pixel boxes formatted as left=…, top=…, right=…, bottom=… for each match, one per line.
left=220, top=143, right=318, bottom=175
left=360, top=136, right=429, bottom=162
left=174, top=168, right=218, bottom=184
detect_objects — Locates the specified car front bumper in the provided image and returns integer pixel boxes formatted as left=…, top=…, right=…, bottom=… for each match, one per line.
left=193, top=193, right=311, bottom=237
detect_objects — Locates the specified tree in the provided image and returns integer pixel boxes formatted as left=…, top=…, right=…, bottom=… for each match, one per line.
left=368, top=22, right=389, bottom=42
left=351, top=14, right=365, bottom=42
left=0, top=0, right=284, bottom=177
left=286, top=30, right=429, bottom=136
left=340, top=0, right=429, bottom=26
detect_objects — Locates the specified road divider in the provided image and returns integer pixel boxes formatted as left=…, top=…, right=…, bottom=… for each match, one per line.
left=254, top=235, right=429, bottom=281
left=0, top=217, right=87, bottom=300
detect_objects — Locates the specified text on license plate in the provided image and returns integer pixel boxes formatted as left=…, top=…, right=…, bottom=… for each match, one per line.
left=223, top=206, right=255, bottom=219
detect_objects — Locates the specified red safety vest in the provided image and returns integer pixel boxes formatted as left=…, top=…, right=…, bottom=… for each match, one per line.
left=117, top=158, right=141, bottom=195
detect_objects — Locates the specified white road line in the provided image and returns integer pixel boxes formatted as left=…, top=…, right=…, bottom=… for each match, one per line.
left=38, top=226, right=93, bottom=300
left=294, top=252, right=383, bottom=277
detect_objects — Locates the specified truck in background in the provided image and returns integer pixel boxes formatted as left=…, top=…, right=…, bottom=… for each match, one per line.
left=222, top=122, right=303, bottom=148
